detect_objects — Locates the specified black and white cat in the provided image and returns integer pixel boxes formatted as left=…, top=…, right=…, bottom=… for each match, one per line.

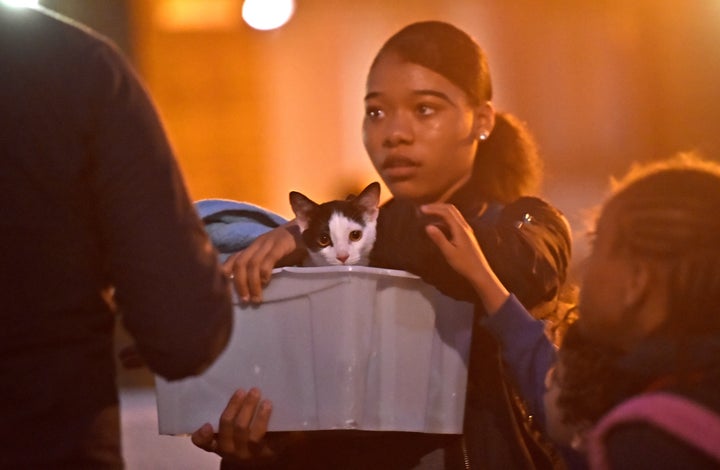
left=289, top=182, right=381, bottom=266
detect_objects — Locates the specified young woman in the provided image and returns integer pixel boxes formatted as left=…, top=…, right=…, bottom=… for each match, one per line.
left=545, top=154, right=720, bottom=469
left=194, top=21, right=573, bottom=469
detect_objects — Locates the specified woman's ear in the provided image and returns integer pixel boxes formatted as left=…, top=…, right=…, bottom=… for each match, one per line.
left=622, top=258, right=651, bottom=310
left=474, top=101, right=495, bottom=140
left=624, top=259, right=671, bottom=336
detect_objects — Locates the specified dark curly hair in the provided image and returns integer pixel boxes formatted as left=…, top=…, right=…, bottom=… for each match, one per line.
left=553, top=323, right=627, bottom=426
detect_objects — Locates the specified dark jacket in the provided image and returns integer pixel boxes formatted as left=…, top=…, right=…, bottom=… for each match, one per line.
left=601, top=337, right=720, bottom=470
left=0, top=6, right=232, bottom=468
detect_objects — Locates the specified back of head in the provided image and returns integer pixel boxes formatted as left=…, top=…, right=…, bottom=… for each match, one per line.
left=600, top=153, right=720, bottom=338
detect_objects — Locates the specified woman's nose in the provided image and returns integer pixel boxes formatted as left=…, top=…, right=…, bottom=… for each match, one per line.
left=382, top=112, right=413, bottom=147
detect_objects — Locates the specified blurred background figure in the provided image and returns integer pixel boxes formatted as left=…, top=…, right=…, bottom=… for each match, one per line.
left=0, top=4, right=232, bottom=468
left=545, top=154, right=720, bottom=469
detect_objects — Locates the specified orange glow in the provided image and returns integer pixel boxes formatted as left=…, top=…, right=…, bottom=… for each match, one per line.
left=129, top=0, right=720, bottom=231
left=153, top=0, right=242, bottom=31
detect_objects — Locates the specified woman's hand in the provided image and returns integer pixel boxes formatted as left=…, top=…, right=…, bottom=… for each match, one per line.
left=191, top=388, right=273, bottom=462
left=225, top=222, right=306, bottom=303
left=420, top=203, right=509, bottom=314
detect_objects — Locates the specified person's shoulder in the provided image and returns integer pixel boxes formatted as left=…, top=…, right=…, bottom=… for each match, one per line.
left=498, top=196, right=571, bottom=250
left=475, top=196, right=572, bottom=310
left=378, top=197, right=418, bottom=222
left=500, top=196, right=564, bottom=224
left=1, top=6, right=123, bottom=68
left=2, top=7, right=93, bottom=47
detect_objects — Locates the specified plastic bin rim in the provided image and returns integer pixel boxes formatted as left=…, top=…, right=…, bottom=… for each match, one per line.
left=271, top=265, right=420, bottom=279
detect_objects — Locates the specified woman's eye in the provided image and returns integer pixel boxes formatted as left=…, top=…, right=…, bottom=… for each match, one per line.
left=317, top=234, right=331, bottom=247
left=365, top=107, right=384, bottom=119
left=349, top=230, right=362, bottom=242
left=416, top=104, right=436, bottom=116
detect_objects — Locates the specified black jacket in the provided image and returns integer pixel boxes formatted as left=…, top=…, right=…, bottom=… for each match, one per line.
left=0, top=6, right=232, bottom=468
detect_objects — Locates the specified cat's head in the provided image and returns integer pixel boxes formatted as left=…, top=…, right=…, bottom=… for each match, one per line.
left=289, top=182, right=381, bottom=266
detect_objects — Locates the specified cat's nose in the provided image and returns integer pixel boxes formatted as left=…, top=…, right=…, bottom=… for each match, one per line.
left=336, top=254, right=349, bottom=264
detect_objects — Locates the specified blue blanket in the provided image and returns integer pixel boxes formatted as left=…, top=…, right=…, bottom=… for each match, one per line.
left=195, top=199, right=288, bottom=262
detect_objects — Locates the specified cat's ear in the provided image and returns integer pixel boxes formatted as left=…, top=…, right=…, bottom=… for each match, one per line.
left=289, top=191, right=317, bottom=232
left=355, top=182, right=381, bottom=222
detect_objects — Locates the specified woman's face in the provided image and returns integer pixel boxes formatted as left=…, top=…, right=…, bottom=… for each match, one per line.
left=362, top=53, right=481, bottom=204
left=578, top=213, right=643, bottom=348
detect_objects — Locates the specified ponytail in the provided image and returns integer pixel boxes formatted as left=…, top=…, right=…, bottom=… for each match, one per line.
left=472, top=112, right=542, bottom=204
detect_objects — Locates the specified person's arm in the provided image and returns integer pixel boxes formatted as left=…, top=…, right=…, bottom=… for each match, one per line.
left=482, top=296, right=556, bottom=429
left=88, top=39, right=232, bottom=379
left=420, top=203, right=509, bottom=314
left=421, top=203, right=555, bottom=428
left=224, top=220, right=306, bottom=304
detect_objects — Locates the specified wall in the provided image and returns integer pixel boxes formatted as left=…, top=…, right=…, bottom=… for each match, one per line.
left=126, top=0, right=720, bottom=227
left=36, top=0, right=720, bottom=251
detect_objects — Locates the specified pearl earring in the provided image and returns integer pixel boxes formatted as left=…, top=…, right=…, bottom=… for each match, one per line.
left=479, top=132, right=488, bottom=141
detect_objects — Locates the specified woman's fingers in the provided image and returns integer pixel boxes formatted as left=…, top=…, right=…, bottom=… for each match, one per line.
left=421, top=203, right=486, bottom=278
left=249, top=399, right=273, bottom=442
left=200, top=388, right=273, bottom=461
left=424, top=224, right=452, bottom=250
left=420, top=204, right=474, bottom=248
left=224, top=224, right=303, bottom=304
left=421, top=203, right=470, bottom=234
left=217, top=389, right=249, bottom=452
left=231, top=388, right=262, bottom=452
left=190, top=422, right=217, bottom=453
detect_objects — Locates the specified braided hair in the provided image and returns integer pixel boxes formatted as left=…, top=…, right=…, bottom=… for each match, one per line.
left=600, top=153, right=720, bottom=338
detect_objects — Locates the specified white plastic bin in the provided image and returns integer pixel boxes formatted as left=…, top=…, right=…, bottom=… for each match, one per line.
left=155, top=266, right=474, bottom=435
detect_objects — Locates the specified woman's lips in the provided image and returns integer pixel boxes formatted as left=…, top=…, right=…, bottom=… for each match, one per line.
left=382, top=155, right=419, bottom=180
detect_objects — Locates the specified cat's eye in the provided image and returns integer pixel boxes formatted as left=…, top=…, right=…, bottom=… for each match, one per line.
left=317, top=233, right=331, bottom=247
left=349, top=230, right=362, bottom=242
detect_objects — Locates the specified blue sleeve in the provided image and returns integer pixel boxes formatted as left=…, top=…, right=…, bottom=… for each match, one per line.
left=481, top=295, right=556, bottom=430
